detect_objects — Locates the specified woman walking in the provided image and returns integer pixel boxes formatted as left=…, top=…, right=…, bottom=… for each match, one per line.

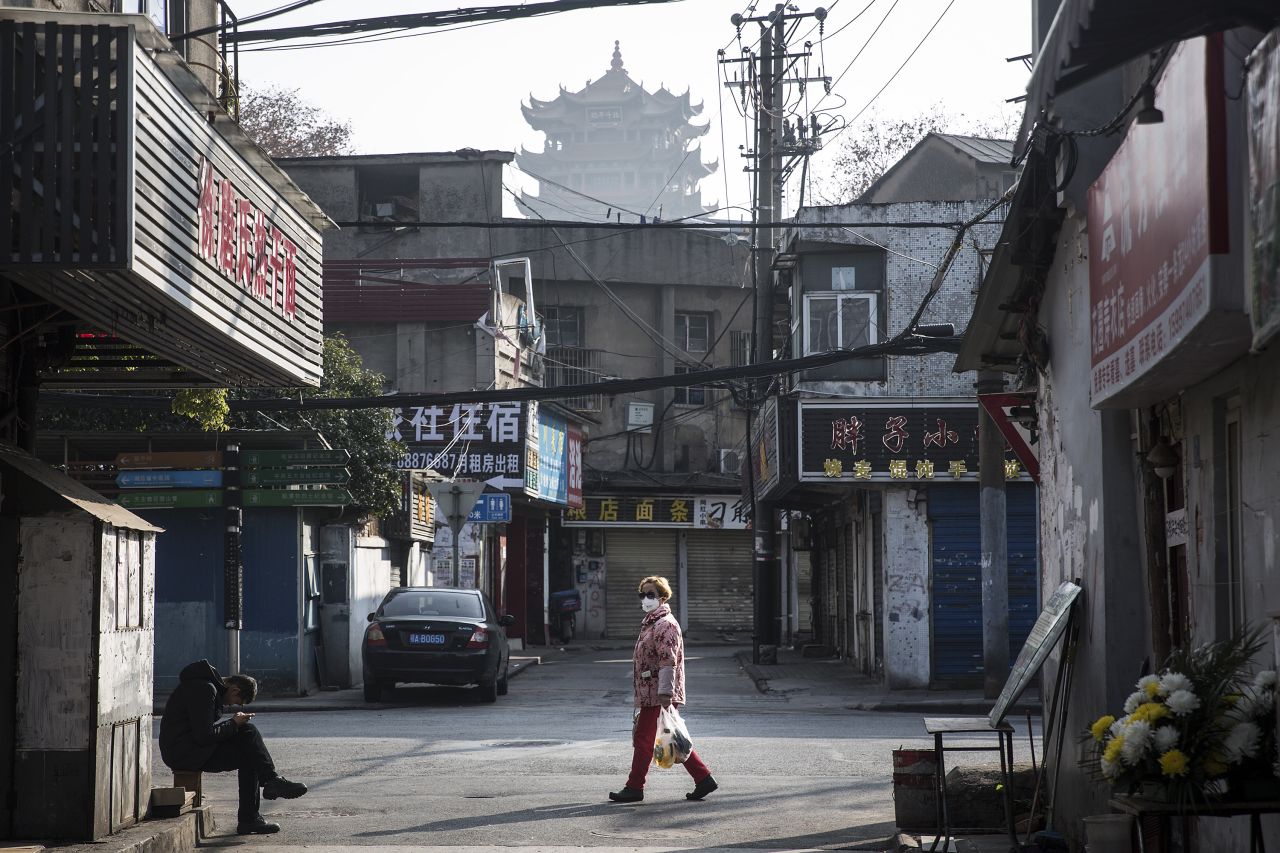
left=609, top=575, right=717, bottom=803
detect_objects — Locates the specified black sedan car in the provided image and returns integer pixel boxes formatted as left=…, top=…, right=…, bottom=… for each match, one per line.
left=361, top=587, right=516, bottom=703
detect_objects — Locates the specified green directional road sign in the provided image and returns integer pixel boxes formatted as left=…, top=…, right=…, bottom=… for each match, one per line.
left=243, top=467, right=351, bottom=487
left=241, top=449, right=350, bottom=467
left=242, top=488, right=353, bottom=507
left=118, top=490, right=224, bottom=509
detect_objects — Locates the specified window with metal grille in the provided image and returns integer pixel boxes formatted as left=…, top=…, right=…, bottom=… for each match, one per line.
left=546, top=346, right=603, bottom=412
left=675, top=312, right=711, bottom=354
left=543, top=306, right=583, bottom=348
left=674, top=362, right=707, bottom=406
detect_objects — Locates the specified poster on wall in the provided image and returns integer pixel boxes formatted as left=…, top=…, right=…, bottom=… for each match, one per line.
left=459, top=557, right=477, bottom=589
left=1248, top=30, right=1280, bottom=349
left=535, top=410, right=569, bottom=504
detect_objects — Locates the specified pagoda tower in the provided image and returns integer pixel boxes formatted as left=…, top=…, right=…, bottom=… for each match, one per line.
left=517, top=42, right=717, bottom=222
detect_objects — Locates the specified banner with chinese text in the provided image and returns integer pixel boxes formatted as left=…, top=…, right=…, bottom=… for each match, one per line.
left=1087, top=37, right=1229, bottom=404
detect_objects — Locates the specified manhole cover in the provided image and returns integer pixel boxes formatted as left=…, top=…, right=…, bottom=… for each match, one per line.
left=590, top=828, right=706, bottom=840
left=487, top=740, right=567, bottom=748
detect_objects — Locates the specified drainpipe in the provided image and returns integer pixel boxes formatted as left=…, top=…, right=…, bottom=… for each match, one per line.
left=978, top=372, right=1008, bottom=700
left=543, top=515, right=551, bottom=647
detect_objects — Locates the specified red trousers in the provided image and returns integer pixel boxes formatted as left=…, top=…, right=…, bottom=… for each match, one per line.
left=626, top=705, right=711, bottom=790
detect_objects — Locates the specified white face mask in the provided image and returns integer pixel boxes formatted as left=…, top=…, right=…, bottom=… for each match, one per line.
left=641, top=596, right=662, bottom=613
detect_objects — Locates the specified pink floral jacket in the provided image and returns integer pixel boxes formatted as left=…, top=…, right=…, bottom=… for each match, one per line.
left=632, top=603, right=686, bottom=707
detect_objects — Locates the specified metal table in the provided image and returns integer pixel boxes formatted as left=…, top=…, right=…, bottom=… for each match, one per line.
left=924, top=716, right=1018, bottom=853
left=1110, top=795, right=1280, bottom=853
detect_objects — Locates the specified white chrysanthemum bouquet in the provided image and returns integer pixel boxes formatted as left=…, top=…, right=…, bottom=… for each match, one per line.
left=1083, top=627, right=1276, bottom=805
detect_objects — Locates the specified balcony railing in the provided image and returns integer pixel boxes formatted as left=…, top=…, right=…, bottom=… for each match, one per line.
left=545, top=346, right=604, bottom=412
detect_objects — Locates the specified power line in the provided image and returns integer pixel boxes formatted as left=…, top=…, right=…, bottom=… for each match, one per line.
left=841, top=0, right=956, bottom=130
left=198, top=0, right=685, bottom=45
left=326, top=217, right=988, bottom=230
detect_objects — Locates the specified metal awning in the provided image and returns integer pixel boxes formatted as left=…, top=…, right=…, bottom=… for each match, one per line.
left=954, top=149, right=1063, bottom=375
left=1016, top=0, right=1278, bottom=155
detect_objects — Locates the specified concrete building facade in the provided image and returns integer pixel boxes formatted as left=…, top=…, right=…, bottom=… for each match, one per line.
left=767, top=196, right=1036, bottom=688
left=279, top=152, right=755, bottom=645
left=958, top=5, right=1280, bottom=846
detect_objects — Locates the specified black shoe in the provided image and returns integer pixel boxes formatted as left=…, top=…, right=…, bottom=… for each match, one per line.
left=237, top=816, right=281, bottom=835
left=686, top=775, right=718, bottom=801
left=262, top=777, right=308, bottom=800
left=608, top=786, right=644, bottom=802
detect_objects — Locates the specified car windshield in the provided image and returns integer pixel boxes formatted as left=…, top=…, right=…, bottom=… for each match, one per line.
left=382, top=590, right=484, bottom=619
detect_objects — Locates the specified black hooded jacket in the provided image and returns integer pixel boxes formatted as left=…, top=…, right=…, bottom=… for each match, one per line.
left=159, top=659, right=238, bottom=770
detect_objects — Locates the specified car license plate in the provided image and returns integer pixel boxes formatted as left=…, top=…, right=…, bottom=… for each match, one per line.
left=408, top=633, right=446, bottom=645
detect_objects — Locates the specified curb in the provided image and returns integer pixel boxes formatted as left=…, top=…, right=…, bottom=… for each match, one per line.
left=48, top=807, right=202, bottom=853
left=733, top=651, right=1044, bottom=716
left=153, top=656, right=544, bottom=715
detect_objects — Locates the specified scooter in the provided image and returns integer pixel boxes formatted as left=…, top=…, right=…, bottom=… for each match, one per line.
left=549, top=589, right=581, bottom=644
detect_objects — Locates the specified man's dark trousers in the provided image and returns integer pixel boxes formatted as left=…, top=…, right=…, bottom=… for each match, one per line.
left=200, top=723, right=277, bottom=824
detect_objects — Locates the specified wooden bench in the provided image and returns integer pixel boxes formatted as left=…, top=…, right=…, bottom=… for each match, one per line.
left=172, top=770, right=203, bottom=806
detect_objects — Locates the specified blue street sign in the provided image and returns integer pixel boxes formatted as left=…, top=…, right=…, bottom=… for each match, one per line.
left=467, top=493, right=511, bottom=523
left=117, top=470, right=223, bottom=489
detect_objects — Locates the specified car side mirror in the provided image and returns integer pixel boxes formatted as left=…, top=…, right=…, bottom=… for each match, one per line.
left=367, top=612, right=377, bottom=622
left=499, top=614, right=516, bottom=627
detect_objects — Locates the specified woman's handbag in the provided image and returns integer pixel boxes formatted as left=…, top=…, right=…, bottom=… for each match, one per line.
left=653, top=707, right=694, bottom=768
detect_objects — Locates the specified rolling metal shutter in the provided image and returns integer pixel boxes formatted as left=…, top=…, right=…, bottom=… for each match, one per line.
left=605, top=529, right=677, bottom=640
left=794, top=550, right=813, bottom=635
left=929, top=484, right=1039, bottom=686
left=685, top=530, right=754, bottom=640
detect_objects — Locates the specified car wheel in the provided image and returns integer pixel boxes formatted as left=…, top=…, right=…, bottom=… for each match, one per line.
left=497, top=666, right=509, bottom=696
left=478, top=677, right=498, bottom=703
left=363, top=679, right=382, bottom=703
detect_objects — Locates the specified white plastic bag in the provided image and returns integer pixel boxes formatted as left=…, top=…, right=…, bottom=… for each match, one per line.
left=652, top=707, right=694, bottom=768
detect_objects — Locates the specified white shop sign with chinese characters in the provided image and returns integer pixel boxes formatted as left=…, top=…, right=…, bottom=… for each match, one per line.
left=391, top=402, right=527, bottom=481
left=694, top=496, right=751, bottom=530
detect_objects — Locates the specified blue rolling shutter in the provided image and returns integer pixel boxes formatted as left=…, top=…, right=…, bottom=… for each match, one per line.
left=928, top=484, right=1038, bottom=686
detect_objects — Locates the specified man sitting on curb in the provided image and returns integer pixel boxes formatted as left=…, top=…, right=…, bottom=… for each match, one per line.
left=159, top=659, right=308, bottom=835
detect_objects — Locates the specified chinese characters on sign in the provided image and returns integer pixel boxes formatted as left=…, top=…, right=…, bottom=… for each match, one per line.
left=799, top=401, right=1022, bottom=482
left=566, top=426, right=584, bottom=509
left=197, top=158, right=299, bottom=321
left=1086, top=38, right=1228, bottom=403
left=563, top=495, right=745, bottom=527
left=694, top=496, right=751, bottom=530
left=392, top=402, right=526, bottom=478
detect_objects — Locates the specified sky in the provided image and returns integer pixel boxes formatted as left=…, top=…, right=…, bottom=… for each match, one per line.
left=229, top=0, right=1033, bottom=219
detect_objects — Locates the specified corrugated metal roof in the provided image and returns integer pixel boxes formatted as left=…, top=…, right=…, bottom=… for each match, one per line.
left=0, top=445, right=162, bottom=532
left=933, top=134, right=1016, bottom=164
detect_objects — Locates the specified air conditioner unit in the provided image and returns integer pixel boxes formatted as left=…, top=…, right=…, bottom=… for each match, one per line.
left=718, top=448, right=741, bottom=474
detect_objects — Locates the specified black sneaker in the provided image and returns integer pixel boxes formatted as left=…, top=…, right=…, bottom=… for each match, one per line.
left=608, top=786, right=644, bottom=802
left=686, top=775, right=718, bottom=801
left=237, top=816, right=281, bottom=835
left=262, top=777, right=308, bottom=800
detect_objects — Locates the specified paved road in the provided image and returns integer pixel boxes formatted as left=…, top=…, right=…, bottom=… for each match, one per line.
left=163, top=646, right=1005, bottom=851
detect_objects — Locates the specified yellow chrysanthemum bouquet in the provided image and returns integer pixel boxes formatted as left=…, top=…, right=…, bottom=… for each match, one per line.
left=1083, top=627, right=1277, bottom=805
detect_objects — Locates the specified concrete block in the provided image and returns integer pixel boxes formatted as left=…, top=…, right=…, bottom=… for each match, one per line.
left=148, top=787, right=193, bottom=819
